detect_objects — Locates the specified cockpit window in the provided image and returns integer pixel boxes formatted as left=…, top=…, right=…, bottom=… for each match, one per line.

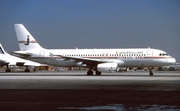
left=159, top=53, right=168, bottom=56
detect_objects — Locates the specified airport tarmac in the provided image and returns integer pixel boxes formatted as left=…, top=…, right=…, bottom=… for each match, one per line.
left=0, top=70, right=180, bottom=90
left=0, top=70, right=180, bottom=111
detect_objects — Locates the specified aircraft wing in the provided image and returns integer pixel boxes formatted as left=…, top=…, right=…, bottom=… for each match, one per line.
left=0, top=54, right=43, bottom=67
left=1, top=59, right=42, bottom=67
left=23, top=60, right=43, bottom=66
left=0, top=43, right=45, bottom=68
left=54, top=55, right=114, bottom=64
left=0, top=60, right=9, bottom=66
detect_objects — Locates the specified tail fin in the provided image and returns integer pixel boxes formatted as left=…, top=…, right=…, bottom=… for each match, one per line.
left=0, top=43, right=5, bottom=54
left=14, top=24, right=44, bottom=51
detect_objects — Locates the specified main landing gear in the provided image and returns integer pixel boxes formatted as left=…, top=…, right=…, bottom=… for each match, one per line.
left=24, top=66, right=30, bottom=72
left=96, top=71, right=101, bottom=75
left=87, top=70, right=102, bottom=75
left=4, top=65, right=31, bottom=72
left=87, top=67, right=101, bottom=76
left=149, top=67, right=153, bottom=76
left=5, top=65, right=11, bottom=72
left=87, top=70, right=93, bottom=75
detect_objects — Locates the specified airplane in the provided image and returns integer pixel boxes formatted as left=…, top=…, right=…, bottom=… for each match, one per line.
left=0, top=43, right=43, bottom=72
left=13, top=24, right=176, bottom=76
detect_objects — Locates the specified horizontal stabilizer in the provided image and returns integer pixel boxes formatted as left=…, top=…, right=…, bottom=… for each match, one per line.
left=10, top=51, right=32, bottom=58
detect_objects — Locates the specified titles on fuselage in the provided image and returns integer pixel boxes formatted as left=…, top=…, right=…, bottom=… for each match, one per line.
left=119, top=51, right=143, bottom=54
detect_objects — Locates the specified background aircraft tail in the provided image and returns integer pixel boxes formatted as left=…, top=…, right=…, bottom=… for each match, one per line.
left=0, top=43, right=6, bottom=54
left=14, top=24, right=44, bottom=51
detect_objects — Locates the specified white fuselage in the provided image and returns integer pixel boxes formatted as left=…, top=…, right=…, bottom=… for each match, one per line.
left=21, top=48, right=176, bottom=68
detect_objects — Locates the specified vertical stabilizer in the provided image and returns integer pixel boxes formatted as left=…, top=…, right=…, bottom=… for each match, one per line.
left=14, top=24, right=44, bottom=51
left=0, top=43, right=5, bottom=54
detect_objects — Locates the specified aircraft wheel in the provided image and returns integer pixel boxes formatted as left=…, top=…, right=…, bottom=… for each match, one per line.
left=149, top=72, right=153, bottom=76
left=25, top=69, right=30, bottom=72
left=87, top=71, right=93, bottom=75
left=96, top=71, right=101, bottom=75
left=5, top=69, right=11, bottom=72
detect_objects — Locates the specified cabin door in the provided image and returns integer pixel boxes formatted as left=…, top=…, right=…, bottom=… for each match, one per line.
left=147, top=50, right=153, bottom=60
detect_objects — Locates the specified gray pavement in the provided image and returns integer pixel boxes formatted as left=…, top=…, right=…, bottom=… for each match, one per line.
left=0, top=70, right=180, bottom=90
left=0, top=70, right=180, bottom=110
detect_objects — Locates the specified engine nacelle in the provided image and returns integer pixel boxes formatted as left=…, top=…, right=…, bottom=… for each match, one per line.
left=97, top=63, right=118, bottom=73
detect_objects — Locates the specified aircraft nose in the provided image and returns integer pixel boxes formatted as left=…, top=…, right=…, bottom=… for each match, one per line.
left=168, top=57, right=176, bottom=64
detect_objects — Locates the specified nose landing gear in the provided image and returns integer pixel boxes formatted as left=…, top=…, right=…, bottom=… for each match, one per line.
left=149, top=67, right=153, bottom=76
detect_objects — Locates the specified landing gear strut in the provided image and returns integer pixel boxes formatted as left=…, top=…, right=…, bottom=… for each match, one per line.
left=5, top=65, right=11, bottom=72
left=149, top=67, right=153, bottom=76
left=24, top=66, right=30, bottom=72
left=87, top=66, right=93, bottom=75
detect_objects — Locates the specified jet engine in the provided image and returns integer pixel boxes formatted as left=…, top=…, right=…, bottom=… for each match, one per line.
left=97, top=63, right=118, bottom=73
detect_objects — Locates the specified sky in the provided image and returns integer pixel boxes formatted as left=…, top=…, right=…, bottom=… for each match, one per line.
left=0, top=0, right=180, bottom=62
